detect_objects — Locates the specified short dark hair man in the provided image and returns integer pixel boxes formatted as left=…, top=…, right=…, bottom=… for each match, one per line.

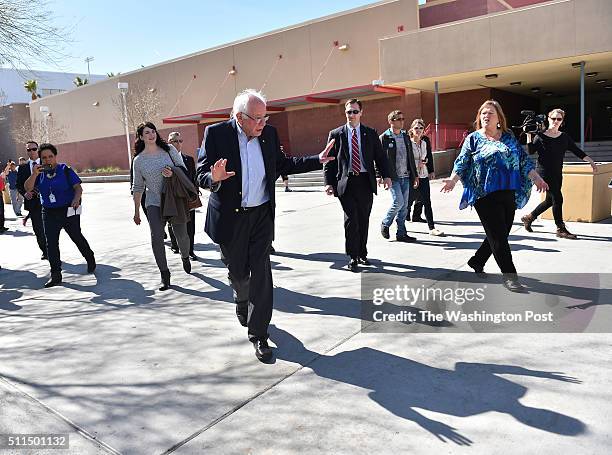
left=380, top=110, right=419, bottom=242
left=16, top=140, right=47, bottom=259
left=324, top=99, right=391, bottom=272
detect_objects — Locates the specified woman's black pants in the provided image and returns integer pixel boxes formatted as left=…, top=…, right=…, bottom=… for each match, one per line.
left=472, top=190, right=517, bottom=274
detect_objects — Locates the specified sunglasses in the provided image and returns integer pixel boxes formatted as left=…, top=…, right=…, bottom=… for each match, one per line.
left=26, top=147, right=38, bottom=151
left=549, top=117, right=563, bottom=122
left=392, top=117, right=405, bottom=121
left=413, top=126, right=424, bottom=130
left=346, top=109, right=360, bottom=115
left=170, top=139, right=183, bottom=143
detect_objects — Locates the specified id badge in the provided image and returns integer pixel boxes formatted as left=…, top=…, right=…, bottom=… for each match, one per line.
left=49, top=193, right=56, bottom=203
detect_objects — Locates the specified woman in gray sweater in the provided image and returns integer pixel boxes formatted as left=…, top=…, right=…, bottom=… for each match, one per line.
left=132, top=122, right=191, bottom=290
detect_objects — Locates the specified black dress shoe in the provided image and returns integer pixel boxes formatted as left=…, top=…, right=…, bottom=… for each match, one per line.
left=189, top=252, right=198, bottom=261
left=44, top=273, right=62, bottom=288
left=348, top=258, right=359, bottom=272
left=182, top=257, right=192, bottom=274
left=359, top=257, right=371, bottom=266
left=467, top=257, right=486, bottom=277
left=86, top=256, right=96, bottom=274
left=170, top=245, right=179, bottom=254
left=253, top=339, right=273, bottom=362
left=381, top=224, right=390, bottom=239
left=0, top=227, right=8, bottom=233
left=412, top=217, right=427, bottom=223
left=396, top=235, right=417, bottom=243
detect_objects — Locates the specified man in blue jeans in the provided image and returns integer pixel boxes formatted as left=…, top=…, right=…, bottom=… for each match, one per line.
left=379, top=110, right=419, bottom=242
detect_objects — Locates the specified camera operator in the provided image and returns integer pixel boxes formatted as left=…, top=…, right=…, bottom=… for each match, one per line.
left=521, top=108, right=597, bottom=239
left=24, top=143, right=96, bottom=288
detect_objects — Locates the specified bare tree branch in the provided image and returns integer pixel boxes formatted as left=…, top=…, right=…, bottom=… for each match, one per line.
left=10, top=115, right=66, bottom=145
left=0, top=0, right=73, bottom=71
left=111, top=80, right=163, bottom=133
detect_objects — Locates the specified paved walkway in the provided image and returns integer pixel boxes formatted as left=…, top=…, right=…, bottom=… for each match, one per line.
left=0, top=181, right=611, bottom=454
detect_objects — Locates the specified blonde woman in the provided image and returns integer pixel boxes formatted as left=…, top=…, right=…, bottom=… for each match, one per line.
left=521, top=108, right=597, bottom=239
left=408, top=119, right=444, bottom=236
left=441, top=100, right=548, bottom=292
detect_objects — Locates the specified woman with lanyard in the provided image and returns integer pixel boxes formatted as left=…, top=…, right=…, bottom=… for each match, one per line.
left=132, top=122, right=191, bottom=291
left=24, top=143, right=96, bottom=288
left=407, top=118, right=444, bottom=237
left=441, top=100, right=548, bottom=292
left=521, top=108, right=597, bottom=239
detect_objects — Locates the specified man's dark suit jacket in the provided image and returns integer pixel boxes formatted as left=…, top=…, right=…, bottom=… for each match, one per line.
left=16, top=161, right=41, bottom=212
left=180, top=153, right=197, bottom=184
left=323, top=124, right=390, bottom=197
left=196, top=119, right=321, bottom=244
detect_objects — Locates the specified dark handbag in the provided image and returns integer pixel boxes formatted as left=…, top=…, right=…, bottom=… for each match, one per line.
left=165, top=149, right=201, bottom=210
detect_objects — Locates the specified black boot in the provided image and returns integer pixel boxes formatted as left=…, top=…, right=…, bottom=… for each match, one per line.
left=44, top=272, right=62, bottom=288
left=182, top=257, right=191, bottom=274
left=159, top=270, right=171, bottom=291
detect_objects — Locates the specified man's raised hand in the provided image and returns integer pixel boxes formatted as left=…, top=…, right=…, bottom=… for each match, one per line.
left=319, top=139, right=336, bottom=163
left=211, top=159, right=236, bottom=183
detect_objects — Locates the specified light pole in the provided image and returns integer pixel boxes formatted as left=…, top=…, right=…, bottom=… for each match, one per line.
left=85, top=56, right=94, bottom=77
left=118, top=82, right=131, bottom=169
left=40, top=106, right=50, bottom=142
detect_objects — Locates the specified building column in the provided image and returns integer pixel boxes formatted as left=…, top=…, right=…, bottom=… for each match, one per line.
left=434, top=80, right=439, bottom=151
left=580, top=61, right=585, bottom=149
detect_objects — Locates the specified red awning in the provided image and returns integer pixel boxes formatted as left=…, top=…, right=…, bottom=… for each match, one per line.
left=162, top=84, right=405, bottom=125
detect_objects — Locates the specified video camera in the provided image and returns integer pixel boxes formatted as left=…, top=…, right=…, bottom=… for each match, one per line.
left=515, top=110, right=547, bottom=134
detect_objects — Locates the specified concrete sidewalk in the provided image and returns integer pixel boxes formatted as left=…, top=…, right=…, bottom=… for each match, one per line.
left=0, top=181, right=611, bottom=454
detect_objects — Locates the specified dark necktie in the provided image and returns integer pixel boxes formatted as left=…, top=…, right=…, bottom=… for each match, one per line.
left=351, top=129, right=361, bottom=174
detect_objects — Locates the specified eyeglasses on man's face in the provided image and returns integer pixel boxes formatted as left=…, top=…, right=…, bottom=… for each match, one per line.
left=392, top=117, right=405, bottom=121
left=241, top=112, right=270, bottom=123
left=549, top=117, right=563, bottom=122
left=26, top=147, right=38, bottom=152
left=346, top=109, right=361, bottom=115
left=170, top=139, right=183, bottom=143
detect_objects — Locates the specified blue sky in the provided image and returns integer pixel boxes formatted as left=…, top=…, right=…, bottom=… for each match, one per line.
left=37, top=0, right=425, bottom=75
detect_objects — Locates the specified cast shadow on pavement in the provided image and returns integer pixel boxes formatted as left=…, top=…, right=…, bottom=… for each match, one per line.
left=62, top=263, right=156, bottom=306
left=270, top=326, right=586, bottom=446
left=179, top=273, right=452, bottom=329
left=0, top=268, right=41, bottom=311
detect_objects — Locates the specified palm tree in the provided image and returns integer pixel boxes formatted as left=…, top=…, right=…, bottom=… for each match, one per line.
left=73, top=76, right=89, bottom=87
left=24, top=79, right=39, bottom=100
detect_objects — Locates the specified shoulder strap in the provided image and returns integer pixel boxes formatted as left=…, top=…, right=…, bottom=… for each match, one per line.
left=165, top=149, right=178, bottom=167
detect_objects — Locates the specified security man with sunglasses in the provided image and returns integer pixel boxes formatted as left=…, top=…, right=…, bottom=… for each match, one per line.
left=16, top=140, right=48, bottom=259
left=324, top=98, right=391, bottom=272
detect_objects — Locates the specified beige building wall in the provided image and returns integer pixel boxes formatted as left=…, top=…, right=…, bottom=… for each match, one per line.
left=29, top=0, right=419, bottom=145
left=380, top=0, right=612, bottom=84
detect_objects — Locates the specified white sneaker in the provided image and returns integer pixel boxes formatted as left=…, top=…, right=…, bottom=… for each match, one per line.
left=429, top=228, right=445, bottom=236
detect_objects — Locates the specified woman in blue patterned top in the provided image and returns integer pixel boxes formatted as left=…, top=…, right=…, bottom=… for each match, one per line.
left=441, top=100, right=548, bottom=292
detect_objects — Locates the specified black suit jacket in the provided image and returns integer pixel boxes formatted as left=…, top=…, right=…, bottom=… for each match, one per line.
left=180, top=152, right=197, bottom=185
left=323, top=124, right=390, bottom=197
left=16, top=161, right=41, bottom=212
left=196, top=119, right=322, bottom=244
